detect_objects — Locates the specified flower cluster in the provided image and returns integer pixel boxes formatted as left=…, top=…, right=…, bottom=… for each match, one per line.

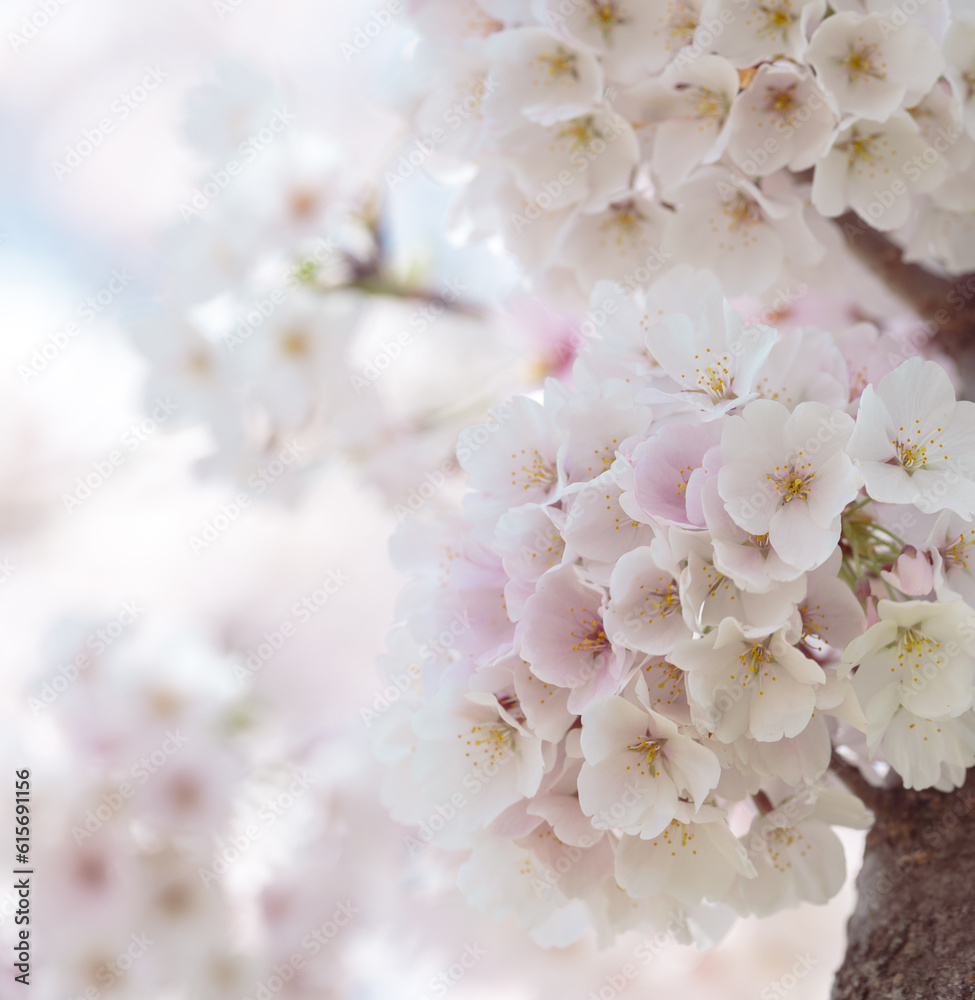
left=378, top=269, right=975, bottom=945
left=130, top=60, right=573, bottom=505
left=396, top=0, right=975, bottom=296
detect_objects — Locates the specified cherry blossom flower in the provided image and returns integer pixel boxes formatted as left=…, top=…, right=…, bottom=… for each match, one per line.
left=701, top=0, right=826, bottom=68
left=734, top=786, right=871, bottom=916
left=615, top=814, right=756, bottom=905
left=578, top=696, right=721, bottom=837
left=517, top=563, right=630, bottom=711
left=602, top=543, right=691, bottom=654
left=483, top=28, right=604, bottom=126
left=846, top=357, right=975, bottom=516
left=717, top=399, right=861, bottom=571
left=806, top=11, right=944, bottom=123
left=811, top=113, right=946, bottom=231
left=840, top=598, right=975, bottom=729
left=671, top=618, right=826, bottom=742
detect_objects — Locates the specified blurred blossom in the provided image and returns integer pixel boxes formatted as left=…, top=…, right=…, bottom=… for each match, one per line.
left=22, top=0, right=975, bottom=997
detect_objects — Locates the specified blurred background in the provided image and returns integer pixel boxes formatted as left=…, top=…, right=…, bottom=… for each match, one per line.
left=0, top=1, right=864, bottom=997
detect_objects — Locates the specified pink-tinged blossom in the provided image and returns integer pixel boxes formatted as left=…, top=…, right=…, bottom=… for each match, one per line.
left=670, top=526, right=805, bottom=633
left=631, top=421, right=722, bottom=527
left=517, top=564, right=630, bottom=712
left=458, top=395, right=563, bottom=513
left=562, top=472, right=656, bottom=565
left=603, top=543, right=691, bottom=655
left=409, top=665, right=550, bottom=842
left=926, top=510, right=975, bottom=605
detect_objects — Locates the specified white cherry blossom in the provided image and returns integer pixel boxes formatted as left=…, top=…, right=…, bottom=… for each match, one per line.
left=670, top=617, right=826, bottom=742
left=846, top=357, right=975, bottom=517
left=717, top=399, right=861, bottom=571
left=807, top=10, right=944, bottom=123
left=701, top=0, right=826, bottom=67
left=577, top=696, right=721, bottom=837
left=615, top=814, right=756, bottom=905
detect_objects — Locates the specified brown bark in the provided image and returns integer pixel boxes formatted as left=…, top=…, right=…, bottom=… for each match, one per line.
left=835, top=212, right=975, bottom=385
left=831, top=769, right=975, bottom=999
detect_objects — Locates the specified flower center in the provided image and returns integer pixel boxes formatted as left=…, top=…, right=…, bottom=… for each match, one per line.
left=838, top=129, right=883, bottom=168
left=725, top=193, right=762, bottom=230
left=897, top=627, right=943, bottom=683
left=571, top=617, right=610, bottom=654
left=511, top=448, right=557, bottom=491
left=732, top=642, right=774, bottom=686
left=539, top=46, right=580, bottom=81
left=280, top=329, right=311, bottom=358
left=649, top=580, right=681, bottom=619
left=835, top=43, right=886, bottom=86
left=557, top=116, right=602, bottom=151
left=943, top=533, right=974, bottom=570
left=465, top=722, right=516, bottom=767
left=669, top=4, right=698, bottom=42
left=599, top=201, right=646, bottom=244
left=756, top=1, right=795, bottom=38
left=770, top=462, right=814, bottom=503
left=681, top=347, right=734, bottom=401
left=687, top=86, right=730, bottom=122
left=587, top=0, right=627, bottom=38
left=626, top=735, right=661, bottom=769
left=764, top=83, right=799, bottom=120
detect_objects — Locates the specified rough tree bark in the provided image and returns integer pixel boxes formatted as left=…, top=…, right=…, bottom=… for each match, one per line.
left=830, top=760, right=975, bottom=999
left=827, top=216, right=975, bottom=998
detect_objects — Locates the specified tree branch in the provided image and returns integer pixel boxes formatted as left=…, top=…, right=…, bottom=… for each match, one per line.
left=835, top=212, right=975, bottom=372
